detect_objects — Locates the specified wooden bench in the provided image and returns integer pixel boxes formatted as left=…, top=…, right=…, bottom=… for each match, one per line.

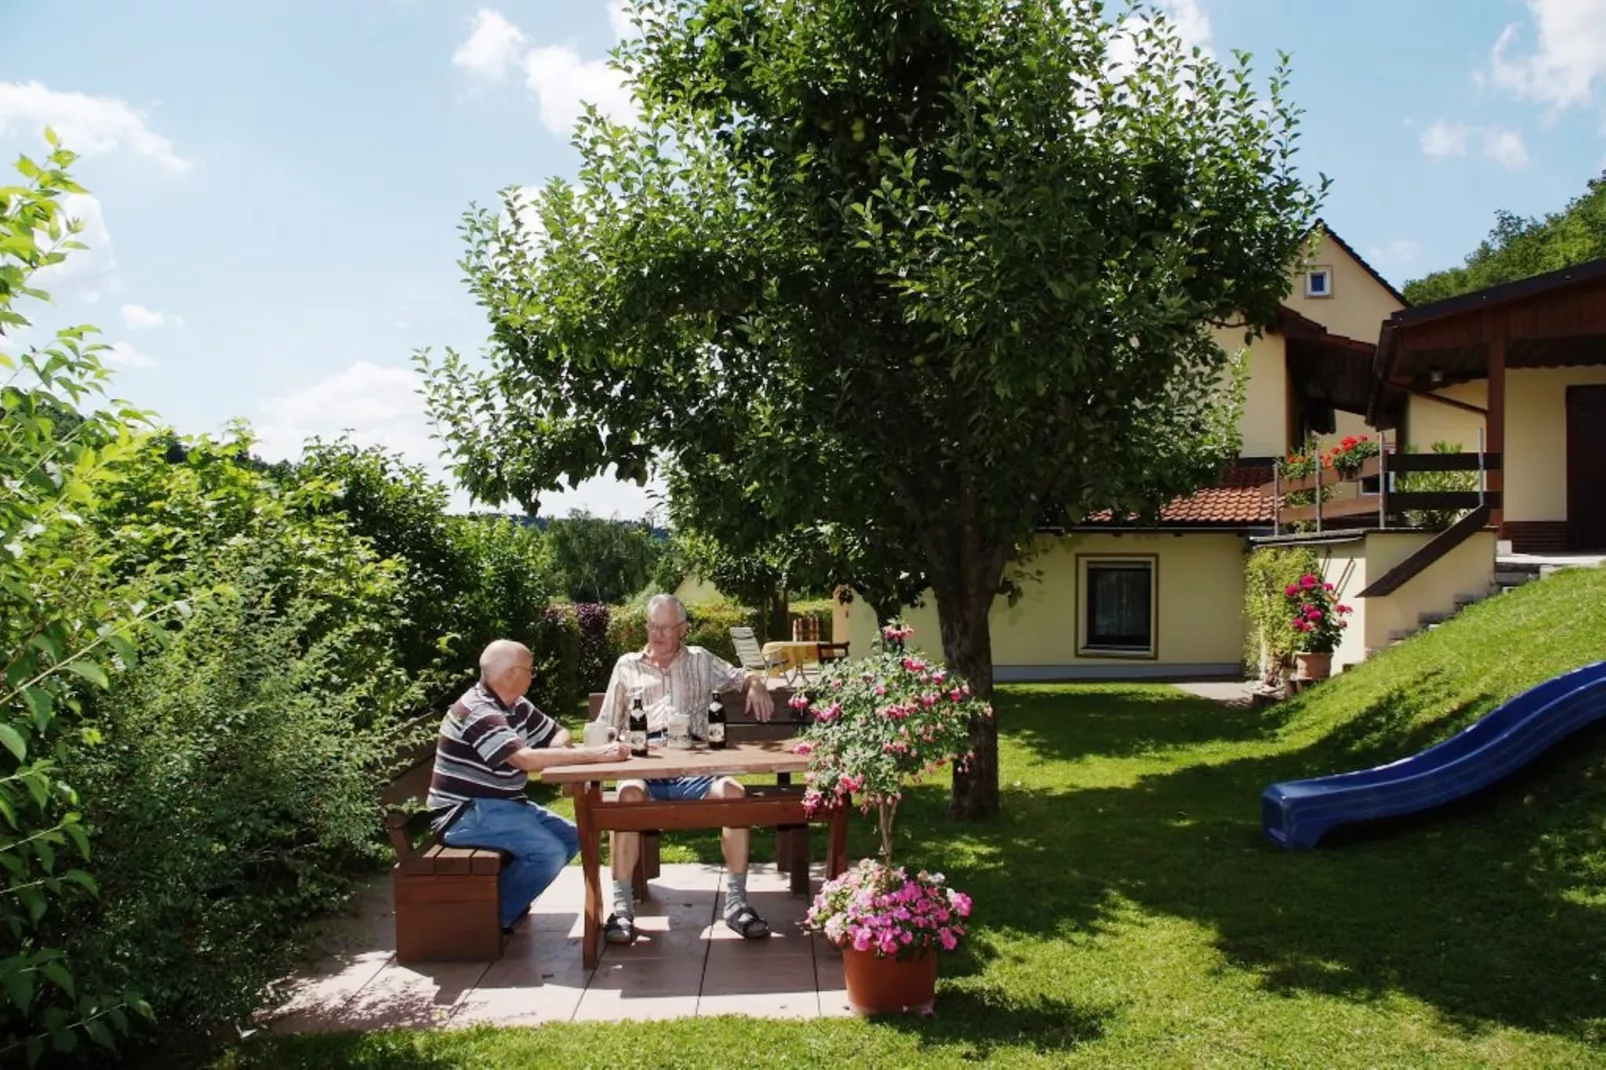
left=382, top=728, right=507, bottom=964
left=586, top=686, right=818, bottom=896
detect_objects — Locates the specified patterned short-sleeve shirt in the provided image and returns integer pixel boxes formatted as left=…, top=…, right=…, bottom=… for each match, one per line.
left=426, top=681, right=560, bottom=824
left=601, top=645, right=748, bottom=738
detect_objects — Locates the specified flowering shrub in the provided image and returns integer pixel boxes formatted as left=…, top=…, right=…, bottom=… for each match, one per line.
left=1284, top=573, right=1352, bottom=654
left=794, top=621, right=988, bottom=956
left=806, top=859, right=971, bottom=960
left=1325, top=433, right=1379, bottom=476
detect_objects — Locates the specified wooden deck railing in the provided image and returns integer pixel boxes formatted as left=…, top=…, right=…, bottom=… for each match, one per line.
left=1260, top=448, right=1501, bottom=534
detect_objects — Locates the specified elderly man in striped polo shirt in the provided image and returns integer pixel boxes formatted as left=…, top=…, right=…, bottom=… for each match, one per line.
left=598, top=593, right=777, bottom=945
left=427, top=639, right=628, bottom=934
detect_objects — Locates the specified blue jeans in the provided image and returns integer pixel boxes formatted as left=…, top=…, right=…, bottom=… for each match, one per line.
left=441, top=797, right=579, bottom=929
left=646, top=776, right=717, bottom=801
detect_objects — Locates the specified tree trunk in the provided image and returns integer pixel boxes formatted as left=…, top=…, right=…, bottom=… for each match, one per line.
left=923, top=532, right=1004, bottom=820
left=761, top=586, right=789, bottom=642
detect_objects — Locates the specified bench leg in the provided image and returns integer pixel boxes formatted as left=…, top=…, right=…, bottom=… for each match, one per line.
left=786, top=827, right=810, bottom=895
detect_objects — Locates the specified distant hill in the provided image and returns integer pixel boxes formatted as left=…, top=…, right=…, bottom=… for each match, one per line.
left=1404, top=172, right=1606, bottom=305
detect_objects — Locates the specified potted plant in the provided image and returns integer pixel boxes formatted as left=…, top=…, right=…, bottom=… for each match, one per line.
left=1284, top=573, right=1352, bottom=680
left=1325, top=434, right=1379, bottom=478
left=791, top=621, right=988, bottom=1015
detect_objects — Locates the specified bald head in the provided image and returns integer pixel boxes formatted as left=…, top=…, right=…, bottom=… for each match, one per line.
left=480, top=639, right=534, bottom=702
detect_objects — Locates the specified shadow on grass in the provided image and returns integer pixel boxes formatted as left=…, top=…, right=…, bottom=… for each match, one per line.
left=885, top=985, right=1112, bottom=1060
left=888, top=683, right=1606, bottom=1043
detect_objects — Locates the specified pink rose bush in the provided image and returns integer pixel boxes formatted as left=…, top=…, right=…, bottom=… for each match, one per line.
left=794, top=620, right=985, bottom=954
left=1283, top=573, right=1352, bottom=654
left=805, top=858, right=971, bottom=960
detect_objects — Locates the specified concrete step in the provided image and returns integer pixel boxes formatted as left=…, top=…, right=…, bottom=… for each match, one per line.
left=1452, top=591, right=1485, bottom=608
left=1417, top=611, right=1453, bottom=627
left=1388, top=628, right=1415, bottom=643
left=1492, top=571, right=1536, bottom=586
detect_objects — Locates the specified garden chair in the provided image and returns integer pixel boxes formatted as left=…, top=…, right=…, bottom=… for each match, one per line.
left=729, top=626, right=783, bottom=678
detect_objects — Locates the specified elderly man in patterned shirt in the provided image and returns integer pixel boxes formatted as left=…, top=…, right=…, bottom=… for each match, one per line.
left=428, top=639, right=628, bottom=934
left=598, top=593, right=776, bottom=944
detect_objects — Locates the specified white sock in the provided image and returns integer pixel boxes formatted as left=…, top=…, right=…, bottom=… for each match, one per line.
left=724, top=871, right=747, bottom=916
left=613, top=878, right=634, bottom=919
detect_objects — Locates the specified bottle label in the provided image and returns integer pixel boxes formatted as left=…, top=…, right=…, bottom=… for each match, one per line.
left=628, top=729, right=647, bottom=753
left=707, top=721, right=724, bottom=744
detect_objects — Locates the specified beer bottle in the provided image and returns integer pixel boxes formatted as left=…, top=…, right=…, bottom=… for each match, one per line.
left=707, top=689, right=726, bottom=750
left=628, top=695, right=649, bottom=757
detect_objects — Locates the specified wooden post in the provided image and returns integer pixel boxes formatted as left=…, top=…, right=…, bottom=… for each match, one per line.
left=1487, top=338, right=1506, bottom=537
left=1314, top=457, right=1323, bottom=533
left=1378, top=435, right=1387, bottom=529
left=1273, top=466, right=1281, bottom=536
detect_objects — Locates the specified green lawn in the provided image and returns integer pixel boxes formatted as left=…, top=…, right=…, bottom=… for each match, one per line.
left=218, top=568, right=1606, bottom=1068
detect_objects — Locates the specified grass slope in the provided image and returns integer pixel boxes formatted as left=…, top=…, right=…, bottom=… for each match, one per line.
left=218, top=568, right=1606, bottom=1068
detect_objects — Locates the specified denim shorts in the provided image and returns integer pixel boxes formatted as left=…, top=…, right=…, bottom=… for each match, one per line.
left=645, top=775, right=718, bottom=801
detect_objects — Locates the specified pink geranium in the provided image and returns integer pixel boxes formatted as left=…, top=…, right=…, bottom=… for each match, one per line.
left=805, top=859, right=970, bottom=960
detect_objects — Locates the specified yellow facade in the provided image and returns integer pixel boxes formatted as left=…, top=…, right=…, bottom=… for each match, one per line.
left=672, top=573, right=723, bottom=605
left=1400, top=366, right=1606, bottom=523
left=835, top=532, right=1247, bottom=678
left=1311, top=530, right=1498, bottom=672
left=1289, top=229, right=1404, bottom=344
left=1212, top=327, right=1288, bottom=458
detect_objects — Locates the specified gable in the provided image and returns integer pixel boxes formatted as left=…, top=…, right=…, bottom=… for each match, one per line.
left=1288, top=223, right=1405, bottom=343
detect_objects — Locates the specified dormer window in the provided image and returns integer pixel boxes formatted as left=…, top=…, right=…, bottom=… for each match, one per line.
left=1305, top=267, right=1333, bottom=298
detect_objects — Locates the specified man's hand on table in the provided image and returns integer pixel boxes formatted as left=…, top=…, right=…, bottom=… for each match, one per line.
left=580, top=740, right=630, bottom=762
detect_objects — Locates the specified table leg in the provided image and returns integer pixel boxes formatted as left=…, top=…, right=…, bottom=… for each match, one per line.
left=572, top=782, right=603, bottom=970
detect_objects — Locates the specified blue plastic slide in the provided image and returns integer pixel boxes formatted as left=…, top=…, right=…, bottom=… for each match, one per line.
left=1262, top=661, right=1606, bottom=850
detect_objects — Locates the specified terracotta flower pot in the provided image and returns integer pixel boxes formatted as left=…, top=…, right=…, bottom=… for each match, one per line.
left=1294, top=651, right=1332, bottom=681
left=839, top=946, right=938, bottom=1016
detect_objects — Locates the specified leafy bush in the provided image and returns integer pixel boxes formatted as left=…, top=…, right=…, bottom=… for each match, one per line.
left=57, top=571, right=413, bottom=1038
left=0, top=135, right=165, bottom=1062
left=1244, top=546, right=1323, bottom=683
left=529, top=608, right=582, bottom=716
left=606, top=599, right=755, bottom=668
left=1397, top=441, right=1479, bottom=528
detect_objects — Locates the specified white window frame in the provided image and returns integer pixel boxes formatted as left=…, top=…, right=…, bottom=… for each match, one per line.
left=1077, top=554, right=1158, bottom=659
left=1304, top=267, right=1333, bottom=298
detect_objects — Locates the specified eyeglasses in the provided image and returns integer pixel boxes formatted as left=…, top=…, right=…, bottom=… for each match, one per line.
left=646, top=623, right=686, bottom=635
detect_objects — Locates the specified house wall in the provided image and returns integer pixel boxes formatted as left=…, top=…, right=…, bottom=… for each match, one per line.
left=1290, top=230, right=1404, bottom=343
left=837, top=532, right=1248, bottom=678
left=1400, top=367, right=1606, bottom=523
left=1266, top=528, right=1496, bottom=674
left=1505, top=366, right=1606, bottom=522
left=1211, top=327, right=1288, bottom=458
left=1405, top=381, right=1487, bottom=453
left=673, top=573, right=724, bottom=605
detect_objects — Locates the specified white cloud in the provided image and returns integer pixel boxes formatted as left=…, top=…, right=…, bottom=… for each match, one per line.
left=1488, top=0, right=1606, bottom=113
left=1162, top=0, right=1212, bottom=52
left=34, top=193, right=118, bottom=299
left=1368, top=239, right=1420, bottom=278
left=1104, top=0, right=1214, bottom=90
left=450, top=6, right=638, bottom=135
left=1419, top=120, right=1529, bottom=170
left=522, top=45, right=637, bottom=134
left=0, top=81, right=189, bottom=172
left=121, top=303, right=180, bottom=329
left=103, top=340, right=156, bottom=369
left=452, top=8, right=527, bottom=81
left=255, top=361, right=433, bottom=466
left=253, top=359, right=662, bottom=517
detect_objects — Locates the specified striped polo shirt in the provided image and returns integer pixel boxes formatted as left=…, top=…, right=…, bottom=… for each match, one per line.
left=426, top=681, right=560, bottom=826
left=601, top=645, right=748, bottom=738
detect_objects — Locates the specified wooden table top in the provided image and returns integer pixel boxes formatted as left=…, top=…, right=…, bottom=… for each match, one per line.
left=539, top=740, right=809, bottom=784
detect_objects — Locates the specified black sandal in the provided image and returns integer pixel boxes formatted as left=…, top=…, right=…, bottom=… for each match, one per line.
left=725, top=905, right=771, bottom=940
left=603, top=913, right=638, bottom=945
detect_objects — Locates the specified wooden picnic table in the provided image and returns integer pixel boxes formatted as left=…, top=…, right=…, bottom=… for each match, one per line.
left=542, top=741, right=850, bottom=968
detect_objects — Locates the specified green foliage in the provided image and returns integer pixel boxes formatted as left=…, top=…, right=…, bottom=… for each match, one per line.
left=418, top=0, right=1322, bottom=816
left=606, top=600, right=753, bottom=668
left=1404, top=173, right=1606, bottom=304
left=1398, top=441, right=1478, bottom=528
left=789, top=598, right=836, bottom=642
left=0, top=134, right=162, bottom=1062
left=293, top=437, right=483, bottom=694
left=1244, top=546, right=1323, bottom=680
left=527, top=609, right=582, bottom=716
left=544, top=511, right=661, bottom=605
left=57, top=574, right=413, bottom=1035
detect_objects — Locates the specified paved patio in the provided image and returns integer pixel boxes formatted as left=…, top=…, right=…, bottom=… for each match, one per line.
left=261, top=862, right=854, bottom=1032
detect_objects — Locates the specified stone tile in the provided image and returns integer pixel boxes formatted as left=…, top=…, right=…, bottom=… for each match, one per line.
left=700, top=950, right=817, bottom=998
left=262, top=951, right=393, bottom=1032
left=283, top=959, right=489, bottom=1033
left=570, top=991, right=702, bottom=1022
left=697, top=987, right=820, bottom=1019
left=573, top=953, right=705, bottom=1022
left=448, top=931, right=590, bottom=1027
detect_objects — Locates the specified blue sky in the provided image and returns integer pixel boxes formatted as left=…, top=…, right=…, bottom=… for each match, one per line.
left=2, top=0, right=1604, bottom=519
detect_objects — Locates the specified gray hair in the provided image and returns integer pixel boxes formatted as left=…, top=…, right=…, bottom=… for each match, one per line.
left=479, top=639, right=531, bottom=681
left=645, top=593, right=688, bottom=625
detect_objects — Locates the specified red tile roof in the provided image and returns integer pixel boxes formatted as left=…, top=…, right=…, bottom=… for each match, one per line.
left=1077, top=459, right=1275, bottom=528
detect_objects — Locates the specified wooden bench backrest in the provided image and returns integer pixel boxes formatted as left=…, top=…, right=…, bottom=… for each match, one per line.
left=587, top=687, right=811, bottom=743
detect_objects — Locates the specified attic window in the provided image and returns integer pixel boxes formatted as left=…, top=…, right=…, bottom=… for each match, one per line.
left=1305, top=268, right=1333, bottom=298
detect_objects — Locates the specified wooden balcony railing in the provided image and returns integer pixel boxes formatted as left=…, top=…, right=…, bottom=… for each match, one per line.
left=1260, top=448, right=1501, bottom=534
